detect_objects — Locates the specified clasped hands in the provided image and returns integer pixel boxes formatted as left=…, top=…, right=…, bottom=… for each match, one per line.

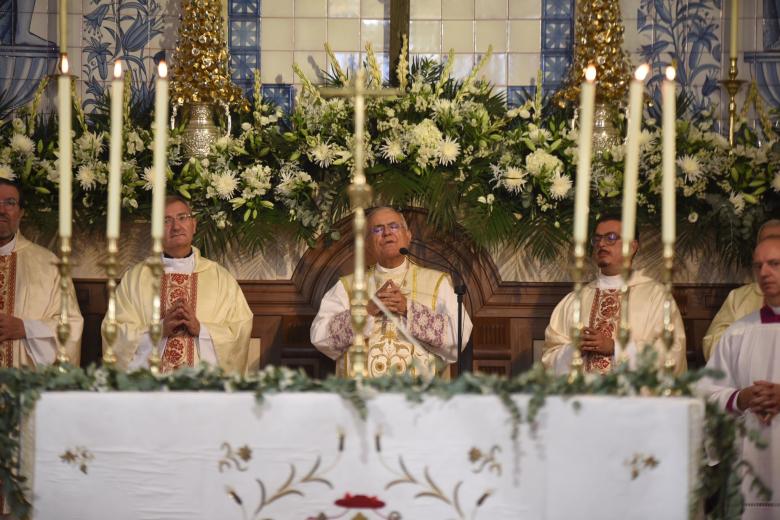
left=737, top=381, right=780, bottom=425
left=367, top=280, right=407, bottom=317
left=162, top=299, right=200, bottom=337
left=580, top=326, right=614, bottom=356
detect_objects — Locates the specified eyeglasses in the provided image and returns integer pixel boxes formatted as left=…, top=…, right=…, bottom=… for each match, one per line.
left=590, top=232, right=621, bottom=246
left=164, top=213, right=193, bottom=226
left=0, top=198, right=19, bottom=209
left=370, top=222, right=404, bottom=235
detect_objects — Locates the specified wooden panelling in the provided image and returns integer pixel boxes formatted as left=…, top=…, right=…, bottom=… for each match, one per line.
left=73, top=212, right=741, bottom=376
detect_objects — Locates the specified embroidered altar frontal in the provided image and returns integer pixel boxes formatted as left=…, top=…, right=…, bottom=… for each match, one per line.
left=23, top=393, right=703, bottom=519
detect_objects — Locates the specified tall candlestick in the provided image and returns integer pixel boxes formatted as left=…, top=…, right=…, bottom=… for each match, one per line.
left=662, top=66, right=676, bottom=245
left=107, top=60, right=124, bottom=240
left=730, top=0, right=739, bottom=60
left=59, top=0, right=67, bottom=51
left=621, top=64, right=649, bottom=246
left=152, top=61, right=169, bottom=241
left=573, top=65, right=597, bottom=244
left=58, top=55, right=72, bottom=239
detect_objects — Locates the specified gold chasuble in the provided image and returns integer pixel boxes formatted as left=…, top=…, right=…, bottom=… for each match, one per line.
left=105, top=248, right=253, bottom=374
left=338, top=262, right=450, bottom=378
left=159, top=273, right=198, bottom=372
left=0, top=252, right=16, bottom=367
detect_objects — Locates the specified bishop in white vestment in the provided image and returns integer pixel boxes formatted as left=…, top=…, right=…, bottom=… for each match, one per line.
left=103, top=197, right=253, bottom=374
left=311, top=207, right=472, bottom=378
left=543, top=215, right=686, bottom=375
left=699, top=237, right=780, bottom=518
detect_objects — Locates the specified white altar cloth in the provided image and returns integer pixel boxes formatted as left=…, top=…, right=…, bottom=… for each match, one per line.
left=24, top=392, right=703, bottom=519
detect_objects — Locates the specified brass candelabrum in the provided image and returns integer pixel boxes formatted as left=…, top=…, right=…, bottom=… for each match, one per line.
left=101, top=238, right=119, bottom=366
left=567, top=242, right=586, bottom=382
left=661, top=243, right=677, bottom=375
left=720, top=57, right=745, bottom=146
left=146, top=239, right=164, bottom=374
left=55, top=237, right=72, bottom=366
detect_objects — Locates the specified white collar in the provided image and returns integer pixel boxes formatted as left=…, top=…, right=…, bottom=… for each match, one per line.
left=596, top=271, right=623, bottom=289
left=375, top=258, right=408, bottom=274
left=162, top=252, right=195, bottom=274
left=0, top=234, right=17, bottom=256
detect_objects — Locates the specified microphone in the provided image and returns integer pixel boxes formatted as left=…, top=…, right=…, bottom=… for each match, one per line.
left=399, top=245, right=469, bottom=375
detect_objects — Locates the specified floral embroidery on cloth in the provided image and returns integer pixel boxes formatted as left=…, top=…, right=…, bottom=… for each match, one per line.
left=585, top=288, right=620, bottom=374
left=409, top=300, right=446, bottom=349
left=160, top=272, right=198, bottom=373
left=328, top=310, right=355, bottom=352
left=0, top=253, right=17, bottom=368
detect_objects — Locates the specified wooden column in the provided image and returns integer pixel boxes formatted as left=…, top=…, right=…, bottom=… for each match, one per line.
left=389, top=0, right=410, bottom=86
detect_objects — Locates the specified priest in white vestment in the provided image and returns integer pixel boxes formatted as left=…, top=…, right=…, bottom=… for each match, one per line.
left=311, top=207, right=473, bottom=378
left=543, top=214, right=687, bottom=375
left=702, top=219, right=780, bottom=360
left=699, top=237, right=780, bottom=518
left=103, top=196, right=253, bottom=374
left=0, top=179, right=82, bottom=367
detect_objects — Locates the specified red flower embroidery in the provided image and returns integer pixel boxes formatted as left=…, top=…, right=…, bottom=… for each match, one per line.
left=334, top=493, right=385, bottom=509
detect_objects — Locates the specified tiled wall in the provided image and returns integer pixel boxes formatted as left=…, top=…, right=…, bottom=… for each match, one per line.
left=0, top=0, right=778, bottom=125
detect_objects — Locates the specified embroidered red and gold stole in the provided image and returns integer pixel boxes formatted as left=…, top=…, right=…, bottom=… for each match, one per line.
left=159, top=272, right=198, bottom=373
left=585, top=287, right=620, bottom=374
left=0, top=253, right=17, bottom=368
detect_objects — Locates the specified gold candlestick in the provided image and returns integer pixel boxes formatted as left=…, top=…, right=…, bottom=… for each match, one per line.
left=146, top=238, right=164, bottom=374
left=55, top=237, right=72, bottom=366
left=720, top=57, right=745, bottom=146
left=101, top=238, right=119, bottom=366
left=661, top=243, right=677, bottom=374
left=568, top=242, right=586, bottom=381
left=320, top=69, right=399, bottom=379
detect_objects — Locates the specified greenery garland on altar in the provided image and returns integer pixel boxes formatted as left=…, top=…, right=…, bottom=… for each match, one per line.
left=0, top=44, right=778, bottom=263
left=0, top=351, right=769, bottom=519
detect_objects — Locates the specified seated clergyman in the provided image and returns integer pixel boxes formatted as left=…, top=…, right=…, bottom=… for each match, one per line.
left=0, top=178, right=83, bottom=367
left=310, top=207, right=473, bottom=378
left=543, top=213, right=687, bottom=375
left=702, top=218, right=780, bottom=361
left=103, top=196, right=253, bottom=374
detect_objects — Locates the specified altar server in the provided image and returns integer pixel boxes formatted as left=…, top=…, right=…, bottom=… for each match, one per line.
left=0, top=179, right=83, bottom=367
left=699, top=237, right=780, bottom=517
left=311, top=207, right=472, bottom=378
left=702, top=219, right=780, bottom=361
left=104, top=196, right=253, bottom=374
left=543, top=213, right=686, bottom=375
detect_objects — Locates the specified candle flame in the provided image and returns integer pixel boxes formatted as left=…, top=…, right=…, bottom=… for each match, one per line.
left=665, top=66, right=676, bottom=81
left=585, top=65, right=597, bottom=82
left=61, top=55, right=69, bottom=75
left=635, top=63, right=650, bottom=82
left=113, top=60, right=122, bottom=79
left=158, top=61, right=168, bottom=78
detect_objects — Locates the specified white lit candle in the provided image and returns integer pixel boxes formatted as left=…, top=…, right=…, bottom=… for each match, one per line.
left=574, top=65, right=597, bottom=245
left=662, top=66, right=676, bottom=245
left=621, top=64, right=649, bottom=246
left=59, top=0, right=67, bottom=51
left=107, top=60, right=124, bottom=240
left=58, top=55, right=72, bottom=239
left=151, top=61, right=169, bottom=241
left=730, top=0, right=739, bottom=60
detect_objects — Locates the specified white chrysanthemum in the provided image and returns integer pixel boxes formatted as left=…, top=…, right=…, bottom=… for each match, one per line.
left=638, top=129, right=656, bottom=149
left=241, top=164, right=272, bottom=198
left=502, top=166, right=528, bottom=193
left=141, top=167, right=154, bottom=190
left=729, top=192, right=746, bottom=216
left=438, top=136, right=460, bottom=166
left=677, top=155, right=702, bottom=183
left=526, top=149, right=563, bottom=177
left=706, top=132, right=730, bottom=149
left=411, top=119, right=444, bottom=167
left=0, top=164, right=15, bottom=181
left=75, top=132, right=103, bottom=155
left=211, top=171, right=239, bottom=200
left=10, top=134, right=34, bottom=155
left=76, top=165, right=97, bottom=191
left=773, top=172, right=780, bottom=193
left=380, top=139, right=405, bottom=163
left=688, top=212, right=699, bottom=223
left=527, top=125, right=552, bottom=144
left=549, top=172, right=572, bottom=200
left=309, top=141, right=336, bottom=168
